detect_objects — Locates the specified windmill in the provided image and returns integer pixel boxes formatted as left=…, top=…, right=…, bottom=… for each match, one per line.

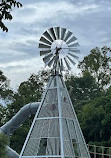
left=19, top=27, right=91, bottom=158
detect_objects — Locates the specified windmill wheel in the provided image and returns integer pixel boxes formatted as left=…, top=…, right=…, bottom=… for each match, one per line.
left=38, top=27, right=80, bottom=71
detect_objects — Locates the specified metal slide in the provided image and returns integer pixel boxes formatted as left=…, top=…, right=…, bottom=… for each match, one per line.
left=0, top=102, right=40, bottom=158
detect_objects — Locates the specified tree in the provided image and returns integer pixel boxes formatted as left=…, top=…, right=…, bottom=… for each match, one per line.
left=18, top=69, right=50, bottom=103
left=78, top=101, right=105, bottom=143
left=65, top=71, right=103, bottom=108
left=78, top=46, right=111, bottom=88
left=0, top=104, right=7, bottom=126
left=77, top=85, right=111, bottom=145
left=0, top=70, right=9, bottom=96
left=6, top=70, right=51, bottom=152
left=0, top=69, right=13, bottom=99
left=0, top=0, right=22, bottom=32
left=10, top=120, right=31, bottom=153
left=6, top=70, right=50, bottom=120
left=65, top=71, right=111, bottom=146
left=0, top=133, right=8, bottom=158
left=0, top=70, right=13, bottom=126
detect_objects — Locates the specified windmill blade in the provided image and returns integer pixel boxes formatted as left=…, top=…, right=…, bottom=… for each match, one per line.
left=64, top=57, right=71, bottom=70
left=40, top=50, right=51, bottom=56
left=66, top=36, right=77, bottom=45
left=43, top=53, right=53, bottom=63
left=54, top=27, right=60, bottom=40
left=68, top=42, right=80, bottom=48
left=39, top=43, right=51, bottom=49
left=68, top=52, right=79, bottom=60
left=60, top=59, right=64, bottom=71
left=48, top=27, right=56, bottom=40
left=61, top=28, right=66, bottom=40
left=67, top=55, right=76, bottom=66
left=69, top=49, right=80, bottom=53
left=43, top=31, right=53, bottom=42
left=64, top=31, right=73, bottom=42
left=39, top=36, right=52, bottom=46
left=48, top=55, right=56, bottom=67
left=58, top=27, right=61, bottom=39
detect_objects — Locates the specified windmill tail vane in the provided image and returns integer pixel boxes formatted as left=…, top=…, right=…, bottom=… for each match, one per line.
left=19, top=27, right=91, bottom=158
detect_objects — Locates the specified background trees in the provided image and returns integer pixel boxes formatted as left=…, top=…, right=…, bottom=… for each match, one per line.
left=6, top=70, right=50, bottom=120
left=65, top=71, right=103, bottom=107
left=76, top=46, right=111, bottom=145
left=0, top=70, right=13, bottom=126
left=0, top=69, right=10, bottom=98
left=78, top=46, right=111, bottom=88
left=6, top=69, right=51, bottom=153
left=77, top=88, right=111, bottom=146
left=0, top=133, right=8, bottom=158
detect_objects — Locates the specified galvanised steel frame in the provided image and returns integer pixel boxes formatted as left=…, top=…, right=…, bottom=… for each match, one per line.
left=62, top=77, right=91, bottom=158
left=19, top=73, right=91, bottom=158
left=19, top=76, right=54, bottom=158
left=19, top=75, right=65, bottom=158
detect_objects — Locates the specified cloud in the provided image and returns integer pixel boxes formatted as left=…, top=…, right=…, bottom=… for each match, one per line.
left=12, top=1, right=99, bottom=24
left=0, top=0, right=111, bottom=90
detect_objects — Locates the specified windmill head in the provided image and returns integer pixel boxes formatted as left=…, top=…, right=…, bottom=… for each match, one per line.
left=38, top=27, right=80, bottom=73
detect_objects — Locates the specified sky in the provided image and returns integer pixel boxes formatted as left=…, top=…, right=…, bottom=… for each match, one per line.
left=0, top=0, right=111, bottom=91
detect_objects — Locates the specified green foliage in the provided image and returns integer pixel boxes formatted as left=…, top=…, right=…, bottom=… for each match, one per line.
left=6, top=70, right=50, bottom=120
left=10, top=120, right=32, bottom=153
left=0, top=133, right=8, bottom=158
left=65, top=71, right=103, bottom=107
left=65, top=69, right=111, bottom=146
left=77, top=86, right=111, bottom=145
left=0, top=0, right=22, bottom=32
left=0, top=70, right=13, bottom=126
left=0, top=70, right=13, bottom=100
left=78, top=46, right=111, bottom=88
left=0, top=105, right=7, bottom=126
left=6, top=70, right=51, bottom=152
left=0, top=70, right=9, bottom=96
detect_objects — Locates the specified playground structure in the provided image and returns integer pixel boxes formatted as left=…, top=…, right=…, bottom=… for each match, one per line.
left=0, top=103, right=111, bottom=158
left=0, top=102, right=40, bottom=158
left=0, top=27, right=110, bottom=158
left=1, top=26, right=89, bottom=158
left=19, top=27, right=90, bottom=158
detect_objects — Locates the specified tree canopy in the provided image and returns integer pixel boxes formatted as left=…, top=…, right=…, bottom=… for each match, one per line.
left=0, top=70, right=13, bottom=100
left=0, top=70, right=9, bottom=95
left=65, top=71, right=103, bottom=107
left=0, top=0, right=22, bottom=32
left=77, top=86, right=111, bottom=146
left=78, top=46, right=111, bottom=88
left=0, top=133, right=8, bottom=158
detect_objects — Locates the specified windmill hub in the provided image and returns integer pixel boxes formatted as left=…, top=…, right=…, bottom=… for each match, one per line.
left=55, top=47, right=62, bottom=54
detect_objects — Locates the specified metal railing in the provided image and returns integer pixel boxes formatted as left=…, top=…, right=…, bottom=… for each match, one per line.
left=87, top=144, right=111, bottom=158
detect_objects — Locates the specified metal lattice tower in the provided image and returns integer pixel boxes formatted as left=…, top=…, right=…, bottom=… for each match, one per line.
left=19, top=27, right=91, bottom=158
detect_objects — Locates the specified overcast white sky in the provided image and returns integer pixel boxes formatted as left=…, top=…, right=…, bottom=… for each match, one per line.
left=0, top=0, right=111, bottom=90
